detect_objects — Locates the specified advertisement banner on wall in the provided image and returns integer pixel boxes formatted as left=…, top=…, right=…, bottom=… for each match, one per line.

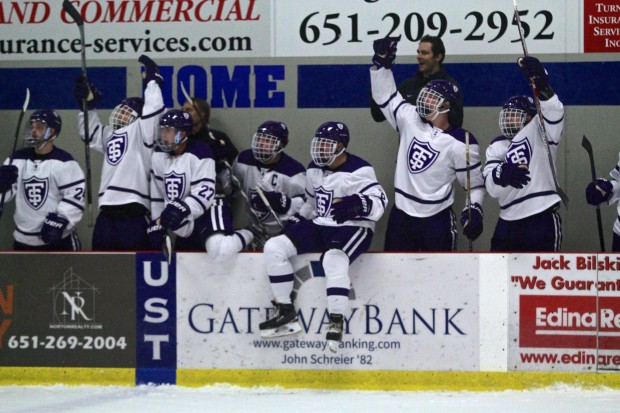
left=508, top=253, right=620, bottom=372
left=0, top=253, right=136, bottom=367
left=0, top=0, right=581, bottom=61
left=176, top=253, right=480, bottom=371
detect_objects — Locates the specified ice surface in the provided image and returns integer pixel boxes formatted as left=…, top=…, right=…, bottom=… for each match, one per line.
left=2, top=383, right=620, bottom=413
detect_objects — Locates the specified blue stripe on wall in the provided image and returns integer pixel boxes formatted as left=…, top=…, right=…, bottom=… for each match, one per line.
left=298, top=62, right=620, bottom=108
left=0, top=67, right=126, bottom=110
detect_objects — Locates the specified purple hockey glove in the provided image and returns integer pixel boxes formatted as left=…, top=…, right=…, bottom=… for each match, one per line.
left=73, top=76, right=101, bottom=110
left=372, top=37, right=400, bottom=69
left=460, top=203, right=484, bottom=241
left=586, top=178, right=613, bottom=206
left=251, top=190, right=291, bottom=214
left=0, top=165, right=18, bottom=192
left=147, top=220, right=166, bottom=250
left=331, top=194, right=373, bottom=224
left=492, top=162, right=531, bottom=189
left=160, top=198, right=190, bottom=230
left=139, top=54, right=163, bottom=88
left=40, top=213, right=69, bottom=245
left=519, top=56, right=549, bottom=90
left=284, top=213, right=305, bottom=230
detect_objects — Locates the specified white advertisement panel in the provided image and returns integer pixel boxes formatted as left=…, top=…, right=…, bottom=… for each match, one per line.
left=275, top=0, right=580, bottom=57
left=508, top=253, right=620, bottom=372
left=177, top=253, right=480, bottom=371
left=1, top=0, right=582, bottom=61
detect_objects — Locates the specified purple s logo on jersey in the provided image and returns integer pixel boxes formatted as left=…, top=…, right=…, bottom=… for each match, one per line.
left=408, top=138, right=439, bottom=174
left=314, top=187, right=334, bottom=217
left=106, top=132, right=128, bottom=166
left=164, top=172, right=186, bottom=200
left=23, top=176, right=49, bottom=210
left=506, top=139, right=532, bottom=166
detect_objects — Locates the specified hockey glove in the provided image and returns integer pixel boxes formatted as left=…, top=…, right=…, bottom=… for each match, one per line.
left=211, top=142, right=228, bottom=164
left=586, top=178, right=613, bottom=206
left=284, top=213, right=305, bottom=230
left=0, top=165, right=18, bottom=192
left=372, top=37, right=400, bottom=69
left=331, top=194, right=373, bottom=224
left=519, top=56, right=549, bottom=90
left=73, top=76, right=101, bottom=110
left=160, top=198, right=190, bottom=231
left=460, top=203, right=484, bottom=241
left=147, top=221, right=166, bottom=250
left=492, top=162, right=531, bottom=189
left=40, top=213, right=69, bottom=245
left=251, top=190, right=291, bottom=214
left=138, top=54, right=164, bottom=89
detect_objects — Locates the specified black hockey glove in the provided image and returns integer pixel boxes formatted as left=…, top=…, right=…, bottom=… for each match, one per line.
left=331, top=194, right=373, bottom=224
left=73, top=76, right=101, bottom=110
left=251, top=190, right=291, bottom=214
left=284, top=213, right=305, bottom=230
left=492, top=162, right=531, bottom=189
left=138, top=54, right=164, bottom=89
left=147, top=220, right=166, bottom=250
left=160, top=198, right=190, bottom=231
left=519, top=56, right=549, bottom=90
left=460, top=203, right=484, bottom=241
left=40, top=213, right=69, bottom=245
left=0, top=165, right=18, bottom=192
left=372, top=37, right=400, bottom=69
left=586, top=178, right=613, bottom=206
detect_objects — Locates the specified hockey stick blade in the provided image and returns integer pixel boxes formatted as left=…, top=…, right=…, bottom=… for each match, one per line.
left=62, top=0, right=84, bottom=26
left=255, top=186, right=285, bottom=230
left=582, top=135, right=606, bottom=251
left=163, top=234, right=172, bottom=265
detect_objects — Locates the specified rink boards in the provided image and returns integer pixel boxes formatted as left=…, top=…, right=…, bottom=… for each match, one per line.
left=1, top=252, right=620, bottom=390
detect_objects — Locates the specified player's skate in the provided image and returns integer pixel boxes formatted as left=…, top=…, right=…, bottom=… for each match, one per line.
left=326, top=313, right=344, bottom=353
left=260, top=301, right=302, bottom=338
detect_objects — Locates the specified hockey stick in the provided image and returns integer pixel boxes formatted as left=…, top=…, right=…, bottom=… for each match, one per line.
left=63, top=0, right=94, bottom=227
left=0, top=88, right=30, bottom=223
left=512, top=0, right=569, bottom=209
left=155, top=218, right=173, bottom=265
left=179, top=81, right=267, bottom=232
left=255, top=186, right=285, bottom=230
left=465, top=131, right=473, bottom=252
left=582, top=135, right=606, bottom=251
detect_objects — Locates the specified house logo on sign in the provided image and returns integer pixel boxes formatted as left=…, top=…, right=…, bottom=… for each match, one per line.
left=48, top=268, right=102, bottom=330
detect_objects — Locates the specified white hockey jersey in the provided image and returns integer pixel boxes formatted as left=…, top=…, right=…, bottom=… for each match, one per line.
left=150, top=140, right=216, bottom=238
left=77, top=80, right=165, bottom=210
left=300, top=153, right=387, bottom=231
left=3, top=147, right=85, bottom=246
left=601, top=153, right=620, bottom=236
left=370, top=67, right=485, bottom=217
left=232, top=150, right=306, bottom=234
left=483, top=95, right=564, bottom=220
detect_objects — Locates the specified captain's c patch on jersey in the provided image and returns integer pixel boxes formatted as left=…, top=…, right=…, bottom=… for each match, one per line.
left=506, top=138, right=533, bottom=166
left=408, top=138, right=439, bottom=174
left=23, top=176, right=49, bottom=210
left=106, top=132, right=128, bottom=166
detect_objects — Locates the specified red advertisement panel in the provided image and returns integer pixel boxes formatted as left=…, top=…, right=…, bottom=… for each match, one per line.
left=520, top=295, right=620, bottom=350
left=584, top=0, right=620, bottom=52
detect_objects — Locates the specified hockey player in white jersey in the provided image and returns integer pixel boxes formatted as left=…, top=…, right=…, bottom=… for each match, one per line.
left=232, top=120, right=306, bottom=247
left=0, top=110, right=84, bottom=250
left=73, top=55, right=165, bottom=250
left=370, top=37, right=485, bottom=251
left=585, top=156, right=620, bottom=251
left=148, top=110, right=217, bottom=251
left=259, top=121, right=387, bottom=352
left=483, top=56, right=564, bottom=251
